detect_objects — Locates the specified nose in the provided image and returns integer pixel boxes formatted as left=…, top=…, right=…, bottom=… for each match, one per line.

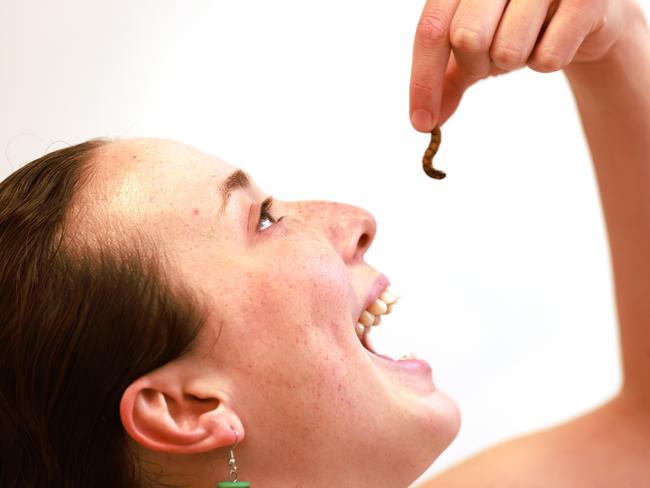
left=297, top=201, right=377, bottom=263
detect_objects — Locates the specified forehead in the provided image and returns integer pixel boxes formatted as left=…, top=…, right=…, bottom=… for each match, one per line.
left=94, top=138, right=235, bottom=187
left=88, top=137, right=239, bottom=214
left=71, top=138, right=239, bottom=247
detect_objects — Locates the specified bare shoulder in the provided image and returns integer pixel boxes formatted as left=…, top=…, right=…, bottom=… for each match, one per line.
left=417, top=396, right=650, bottom=488
left=416, top=434, right=551, bottom=488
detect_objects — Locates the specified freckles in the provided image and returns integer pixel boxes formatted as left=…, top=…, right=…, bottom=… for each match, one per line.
left=192, top=208, right=200, bottom=216
left=308, top=266, right=347, bottom=308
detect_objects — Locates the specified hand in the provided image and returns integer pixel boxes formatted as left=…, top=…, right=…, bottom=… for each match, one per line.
left=409, top=0, right=634, bottom=132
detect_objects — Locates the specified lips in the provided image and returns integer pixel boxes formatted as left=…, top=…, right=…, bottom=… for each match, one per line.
left=362, top=274, right=391, bottom=315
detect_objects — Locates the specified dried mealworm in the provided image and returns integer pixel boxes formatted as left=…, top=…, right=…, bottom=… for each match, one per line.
left=422, top=126, right=446, bottom=180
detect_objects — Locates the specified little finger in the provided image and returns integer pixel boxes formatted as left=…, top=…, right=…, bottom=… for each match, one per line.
left=528, top=1, right=596, bottom=72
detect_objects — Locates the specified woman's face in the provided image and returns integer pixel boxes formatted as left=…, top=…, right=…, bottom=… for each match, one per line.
left=88, top=138, right=459, bottom=485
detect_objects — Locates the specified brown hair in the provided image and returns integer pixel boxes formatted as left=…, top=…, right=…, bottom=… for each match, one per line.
left=0, top=139, right=207, bottom=487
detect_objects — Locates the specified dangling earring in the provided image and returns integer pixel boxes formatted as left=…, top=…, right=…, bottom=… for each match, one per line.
left=217, top=429, right=250, bottom=487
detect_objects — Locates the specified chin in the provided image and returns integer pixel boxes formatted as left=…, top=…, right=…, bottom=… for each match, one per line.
left=409, top=388, right=462, bottom=472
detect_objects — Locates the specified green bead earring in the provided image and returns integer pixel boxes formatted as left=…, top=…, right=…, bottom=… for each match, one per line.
left=217, top=429, right=250, bottom=488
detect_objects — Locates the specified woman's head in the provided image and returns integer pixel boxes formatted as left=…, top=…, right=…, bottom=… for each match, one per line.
left=0, top=139, right=207, bottom=487
left=1, top=137, right=460, bottom=487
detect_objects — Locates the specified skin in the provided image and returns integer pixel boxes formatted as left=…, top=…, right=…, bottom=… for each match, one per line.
left=67, top=138, right=460, bottom=487
left=408, top=0, right=650, bottom=486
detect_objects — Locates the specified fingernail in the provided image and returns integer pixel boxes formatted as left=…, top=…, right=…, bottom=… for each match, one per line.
left=411, top=109, right=433, bottom=132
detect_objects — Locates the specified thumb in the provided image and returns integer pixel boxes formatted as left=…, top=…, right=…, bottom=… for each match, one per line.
left=438, top=52, right=482, bottom=126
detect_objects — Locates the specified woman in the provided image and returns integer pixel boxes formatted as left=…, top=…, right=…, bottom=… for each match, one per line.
left=1, top=1, right=648, bottom=487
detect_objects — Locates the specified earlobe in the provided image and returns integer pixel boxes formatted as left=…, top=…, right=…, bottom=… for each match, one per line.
left=120, top=368, right=244, bottom=454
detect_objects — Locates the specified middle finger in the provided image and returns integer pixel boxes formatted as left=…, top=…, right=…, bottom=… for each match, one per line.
left=490, top=0, right=556, bottom=71
left=450, top=0, right=509, bottom=79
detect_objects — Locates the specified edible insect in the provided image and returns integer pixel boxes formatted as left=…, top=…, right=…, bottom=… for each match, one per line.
left=422, top=126, right=445, bottom=179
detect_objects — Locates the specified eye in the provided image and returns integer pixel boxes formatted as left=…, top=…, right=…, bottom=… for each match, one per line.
left=256, top=196, right=284, bottom=233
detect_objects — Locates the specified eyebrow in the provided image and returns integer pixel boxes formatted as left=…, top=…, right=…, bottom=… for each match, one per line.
left=219, top=169, right=250, bottom=213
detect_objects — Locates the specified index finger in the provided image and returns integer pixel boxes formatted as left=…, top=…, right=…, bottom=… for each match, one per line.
left=410, top=0, right=460, bottom=132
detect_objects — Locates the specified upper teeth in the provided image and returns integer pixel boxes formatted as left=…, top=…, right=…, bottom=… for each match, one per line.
left=379, top=290, right=398, bottom=305
left=357, top=288, right=399, bottom=329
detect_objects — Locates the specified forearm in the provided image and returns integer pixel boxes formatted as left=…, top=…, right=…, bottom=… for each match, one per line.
left=564, top=13, right=650, bottom=396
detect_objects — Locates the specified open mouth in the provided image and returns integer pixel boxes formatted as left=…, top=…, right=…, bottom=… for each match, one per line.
left=354, top=285, right=418, bottom=361
left=353, top=281, right=436, bottom=393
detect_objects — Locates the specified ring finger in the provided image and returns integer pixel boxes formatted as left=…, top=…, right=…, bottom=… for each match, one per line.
left=490, top=0, right=557, bottom=71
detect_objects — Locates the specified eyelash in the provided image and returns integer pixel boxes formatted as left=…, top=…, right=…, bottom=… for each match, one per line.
left=256, top=196, right=284, bottom=233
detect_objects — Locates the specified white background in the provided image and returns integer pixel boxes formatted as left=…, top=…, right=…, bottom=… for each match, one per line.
left=2, top=0, right=648, bottom=483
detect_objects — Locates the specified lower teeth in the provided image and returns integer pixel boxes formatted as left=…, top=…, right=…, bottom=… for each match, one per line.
left=398, top=353, right=418, bottom=360
left=355, top=322, right=366, bottom=337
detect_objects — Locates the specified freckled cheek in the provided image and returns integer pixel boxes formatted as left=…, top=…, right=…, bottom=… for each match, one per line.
left=227, top=292, right=367, bottom=429
left=233, top=321, right=357, bottom=410
left=279, top=250, right=350, bottom=312
left=234, top=273, right=352, bottom=373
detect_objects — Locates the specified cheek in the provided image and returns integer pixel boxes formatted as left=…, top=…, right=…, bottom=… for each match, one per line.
left=223, top=245, right=361, bottom=408
left=240, top=251, right=352, bottom=369
left=246, top=241, right=352, bottom=336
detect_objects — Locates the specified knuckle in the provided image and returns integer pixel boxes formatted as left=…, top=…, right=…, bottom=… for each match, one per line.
left=416, top=9, right=449, bottom=47
left=450, top=25, right=489, bottom=54
left=530, top=49, right=566, bottom=72
left=490, top=43, right=526, bottom=69
left=411, top=78, right=435, bottom=97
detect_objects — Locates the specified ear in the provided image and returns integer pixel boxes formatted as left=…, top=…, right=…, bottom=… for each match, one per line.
left=120, top=362, right=244, bottom=454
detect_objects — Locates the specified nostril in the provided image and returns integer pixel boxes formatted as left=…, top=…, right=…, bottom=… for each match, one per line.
left=358, top=233, right=370, bottom=250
